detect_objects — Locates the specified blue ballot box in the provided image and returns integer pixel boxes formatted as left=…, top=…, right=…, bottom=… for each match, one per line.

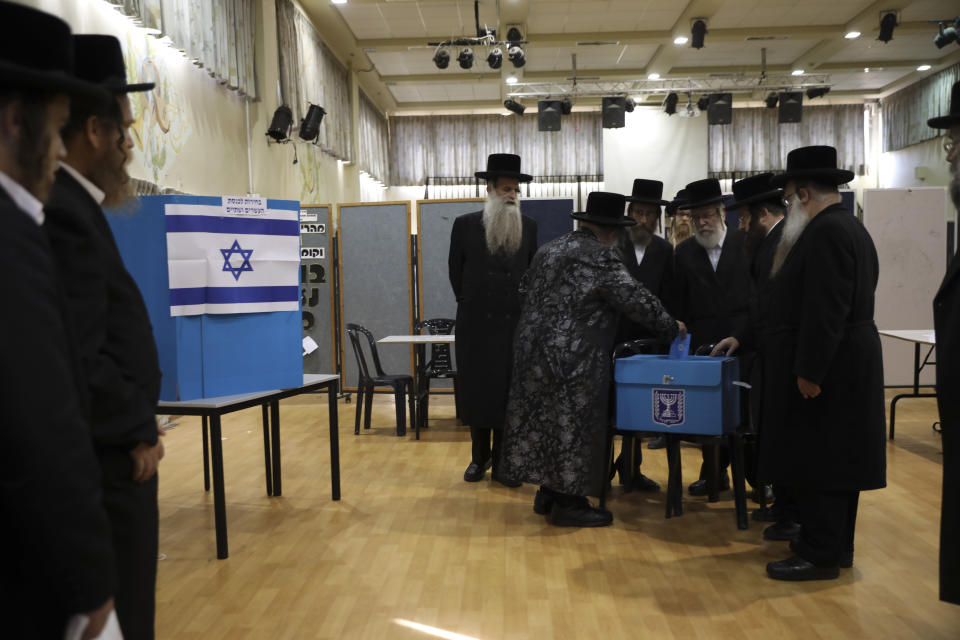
left=614, top=354, right=740, bottom=435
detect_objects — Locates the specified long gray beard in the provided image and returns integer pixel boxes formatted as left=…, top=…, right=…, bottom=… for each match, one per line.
left=483, top=195, right=523, bottom=255
left=770, top=201, right=810, bottom=277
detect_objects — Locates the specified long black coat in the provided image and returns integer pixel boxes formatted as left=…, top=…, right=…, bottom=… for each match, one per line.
left=0, top=187, right=116, bottom=636
left=758, top=203, right=886, bottom=491
left=500, top=228, right=678, bottom=496
left=448, top=211, right=538, bottom=430
left=674, top=229, right=753, bottom=352
left=934, top=251, right=960, bottom=604
left=616, top=233, right=675, bottom=343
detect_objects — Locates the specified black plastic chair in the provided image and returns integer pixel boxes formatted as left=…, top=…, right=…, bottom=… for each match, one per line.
left=346, top=323, right=415, bottom=437
left=413, top=318, right=458, bottom=431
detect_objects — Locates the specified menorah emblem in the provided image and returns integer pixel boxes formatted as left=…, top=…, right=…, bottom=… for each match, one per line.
left=653, top=388, right=685, bottom=426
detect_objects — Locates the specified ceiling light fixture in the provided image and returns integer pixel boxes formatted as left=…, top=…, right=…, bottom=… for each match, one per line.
left=457, top=48, right=474, bottom=69
left=674, top=36, right=688, bottom=45
left=266, top=106, right=293, bottom=142
left=791, top=69, right=805, bottom=76
left=486, top=47, right=503, bottom=69
left=878, top=12, right=897, bottom=43
left=299, top=104, right=326, bottom=142
left=433, top=48, right=450, bottom=69
left=697, top=95, right=710, bottom=111
left=845, top=31, right=861, bottom=39
left=505, top=74, right=518, bottom=84
left=508, top=45, right=526, bottom=68
left=917, top=64, right=932, bottom=71
left=691, top=19, right=707, bottom=49
left=934, top=19, right=960, bottom=49
left=331, top=0, right=347, bottom=4
left=504, top=99, right=525, bottom=115
left=806, top=87, right=831, bottom=99
left=765, top=93, right=779, bottom=108
left=625, top=98, right=636, bottom=113
left=864, top=67, right=870, bottom=72
left=648, top=72, right=660, bottom=80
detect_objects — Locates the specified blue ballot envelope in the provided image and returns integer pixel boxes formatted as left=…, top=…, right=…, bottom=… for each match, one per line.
left=614, top=354, right=740, bottom=435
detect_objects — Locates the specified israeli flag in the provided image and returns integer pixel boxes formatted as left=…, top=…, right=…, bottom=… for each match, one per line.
left=165, top=197, right=300, bottom=316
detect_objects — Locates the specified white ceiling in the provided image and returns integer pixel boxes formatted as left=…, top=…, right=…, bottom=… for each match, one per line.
left=321, top=0, right=960, bottom=112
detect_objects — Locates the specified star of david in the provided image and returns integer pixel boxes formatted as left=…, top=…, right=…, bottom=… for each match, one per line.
left=220, top=239, right=254, bottom=281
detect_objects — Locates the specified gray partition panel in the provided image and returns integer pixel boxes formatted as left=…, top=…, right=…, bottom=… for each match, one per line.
left=299, top=205, right=334, bottom=375
left=339, top=203, right=412, bottom=391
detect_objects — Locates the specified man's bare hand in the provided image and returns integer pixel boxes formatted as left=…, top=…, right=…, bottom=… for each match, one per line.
left=676, top=320, right=688, bottom=340
left=80, top=597, right=114, bottom=640
left=711, top=336, right=740, bottom=357
left=798, top=376, right=822, bottom=399
left=130, top=439, right=164, bottom=483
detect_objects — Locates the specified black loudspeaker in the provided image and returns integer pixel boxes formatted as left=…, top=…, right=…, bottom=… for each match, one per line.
left=538, top=100, right=562, bottom=132
left=778, top=92, right=803, bottom=123
left=602, top=96, right=627, bottom=128
left=707, top=93, right=732, bottom=125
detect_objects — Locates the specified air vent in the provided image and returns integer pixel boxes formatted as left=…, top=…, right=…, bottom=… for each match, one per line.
left=745, top=35, right=789, bottom=41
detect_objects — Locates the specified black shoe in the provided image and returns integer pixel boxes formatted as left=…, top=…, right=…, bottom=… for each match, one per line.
left=549, top=500, right=614, bottom=528
left=750, top=484, right=776, bottom=505
left=766, top=556, right=839, bottom=581
left=632, top=473, right=660, bottom=492
left=647, top=435, right=667, bottom=449
left=788, top=541, right=853, bottom=568
left=492, top=472, right=521, bottom=488
left=688, top=474, right=730, bottom=496
left=763, top=520, right=801, bottom=541
left=533, top=488, right=555, bottom=515
left=463, top=459, right=491, bottom=482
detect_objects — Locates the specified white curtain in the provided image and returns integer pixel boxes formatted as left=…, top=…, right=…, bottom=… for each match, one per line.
left=275, top=0, right=352, bottom=161
left=389, top=112, right=603, bottom=186
left=106, top=0, right=257, bottom=99
left=709, top=104, right=865, bottom=177
left=883, top=63, right=960, bottom=152
left=357, top=91, right=389, bottom=184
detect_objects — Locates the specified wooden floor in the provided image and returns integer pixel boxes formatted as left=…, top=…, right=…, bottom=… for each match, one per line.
left=155, top=388, right=960, bottom=639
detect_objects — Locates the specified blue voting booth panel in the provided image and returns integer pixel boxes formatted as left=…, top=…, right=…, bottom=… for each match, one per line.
left=107, top=195, right=302, bottom=401
left=615, top=354, right=740, bottom=435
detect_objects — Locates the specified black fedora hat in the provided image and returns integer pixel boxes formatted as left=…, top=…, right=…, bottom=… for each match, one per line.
left=731, top=173, right=782, bottom=208
left=571, top=191, right=634, bottom=227
left=475, top=153, right=533, bottom=182
left=0, top=2, right=105, bottom=98
left=678, top=178, right=724, bottom=209
left=625, top=178, right=669, bottom=205
left=928, top=81, right=960, bottom=129
left=74, top=35, right=155, bottom=93
left=771, top=145, right=855, bottom=187
left=666, top=188, right=688, bottom=216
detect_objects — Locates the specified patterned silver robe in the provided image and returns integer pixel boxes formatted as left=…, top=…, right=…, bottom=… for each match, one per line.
left=500, top=228, right=678, bottom=497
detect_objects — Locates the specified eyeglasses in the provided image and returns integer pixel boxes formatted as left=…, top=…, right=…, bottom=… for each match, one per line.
left=946, top=137, right=957, bottom=156
left=783, top=191, right=797, bottom=205
left=690, top=211, right=720, bottom=224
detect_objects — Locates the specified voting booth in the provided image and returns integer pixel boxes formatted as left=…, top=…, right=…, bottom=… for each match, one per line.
left=614, top=354, right=741, bottom=435
left=108, top=195, right=303, bottom=401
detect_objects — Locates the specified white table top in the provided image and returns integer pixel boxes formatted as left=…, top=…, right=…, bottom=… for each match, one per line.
left=378, top=335, right=455, bottom=344
left=878, top=330, right=936, bottom=345
left=158, top=373, right=338, bottom=409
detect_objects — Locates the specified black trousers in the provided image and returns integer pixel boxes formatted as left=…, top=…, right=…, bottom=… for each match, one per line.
left=471, top=427, right=502, bottom=472
left=772, top=483, right=800, bottom=522
left=99, top=450, right=159, bottom=640
left=795, top=488, right=860, bottom=567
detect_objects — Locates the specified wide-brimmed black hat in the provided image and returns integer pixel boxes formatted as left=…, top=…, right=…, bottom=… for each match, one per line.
left=475, top=153, right=533, bottom=182
left=625, top=178, right=669, bottom=205
left=770, top=145, right=855, bottom=187
left=678, top=178, right=724, bottom=209
left=0, top=2, right=105, bottom=98
left=928, top=81, right=960, bottom=129
left=74, top=35, right=155, bottom=93
left=571, top=191, right=634, bottom=227
left=731, top=173, right=782, bottom=208
left=666, top=189, right=688, bottom=216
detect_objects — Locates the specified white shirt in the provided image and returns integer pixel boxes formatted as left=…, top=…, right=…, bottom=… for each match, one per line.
left=60, top=162, right=106, bottom=205
left=0, top=169, right=44, bottom=225
left=766, top=217, right=783, bottom=237
left=633, top=243, right=646, bottom=265
left=706, top=228, right=726, bottom=272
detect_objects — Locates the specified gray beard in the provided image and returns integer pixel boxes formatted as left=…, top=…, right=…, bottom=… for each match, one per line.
left=483, top=195, right=523, bottom=255
left=770, top=201, right=811, bottom=277
left=628, top=226, right=653, bottom=246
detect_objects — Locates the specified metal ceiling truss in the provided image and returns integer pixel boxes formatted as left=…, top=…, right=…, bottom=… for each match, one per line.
left=506, top=73, right=832, bottom=99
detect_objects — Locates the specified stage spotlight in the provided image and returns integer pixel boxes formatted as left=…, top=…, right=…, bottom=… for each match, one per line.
left=625, top=97, right=636, bottom=113
left=878, top=12, right=897, bottom=43
left=561, top=98, right=573, bottom=115
left=934, top=21, right=959, bottom=49
left=765, top=93, right=779, bottom=108
left=806, top=87, right=831, bottom=99
left=504, top=99, right=525, bottom=115
left=697, top=95, right=709, bottom=111
left=299, top=104, right=326, bottom=141
left=663, top=92, right=679, bottom=116
left=691, top=19, right=707, bottom=49
left=433, top=48, right=450, bottom=69
left=487, top=47, right=503, bottom=69
left=266, top=105, right=293, bottom=142
left=508, top=45, right=526, bottom=68
left=507, top=27, right=523, bottom=42
left=457, top=48, right=474, bottom=69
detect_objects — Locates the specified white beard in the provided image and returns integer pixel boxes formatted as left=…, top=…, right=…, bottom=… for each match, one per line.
left=482, top=194, right=523, bottom=255
left=693, top=222, right=724, bottom=250
left=770, top=200, right=811, bottom=277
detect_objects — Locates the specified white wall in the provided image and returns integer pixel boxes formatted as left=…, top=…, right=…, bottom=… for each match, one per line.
left=602, top=107, right=709, bottom=202
left=880, top=137, right=955, bottom=219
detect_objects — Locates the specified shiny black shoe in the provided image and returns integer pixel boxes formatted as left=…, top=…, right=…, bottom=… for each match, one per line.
left=750, top=484, right=776, bottom=505
left=492, top=472, right=521, bottom=488
left=766, top=556, right=839, bottom=581
left=688, top=474, right=730, bottom=496
left=632, top=473, right=661, bottom=492
left=763, top=520, right=802, bottom=541
left=647, top=435, right=667, bottom=449
left=789, top=540, right=853, bottom=568
left=533, top=488, right=555, bottom=515
left=549, top=500, right=614, bottom=528
left=463, top=459, right=491, bottom=482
